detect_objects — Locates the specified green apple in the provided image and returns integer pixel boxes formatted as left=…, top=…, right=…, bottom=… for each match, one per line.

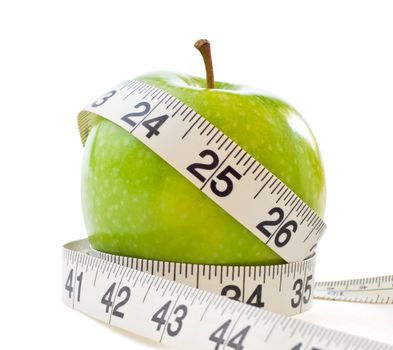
left=81, top=41, right=326, bottom=265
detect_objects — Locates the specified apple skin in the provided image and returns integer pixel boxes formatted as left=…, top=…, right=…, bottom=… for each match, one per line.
left=81, top=71, right=326, bottom=265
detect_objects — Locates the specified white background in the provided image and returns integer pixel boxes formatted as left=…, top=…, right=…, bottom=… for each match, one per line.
left=1, top=0, right=392, bottom=348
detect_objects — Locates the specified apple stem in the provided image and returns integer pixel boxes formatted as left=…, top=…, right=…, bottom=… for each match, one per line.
left=194, top=39, right=215, bottom=89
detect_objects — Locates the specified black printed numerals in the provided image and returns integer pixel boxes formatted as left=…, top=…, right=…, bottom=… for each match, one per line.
left=187, top=149, right=242, bottom=197
left=121, top=101, right=151, bottom=126
left=65, top=269, right=83, bottom=302
left=121, top=101, right=168, bottom=138
left=101, top=282, right=131, bottom=318
left=91, top=90, right=117, bottom=107
left=209, top=320, right=251, bottom=350
left=256, top=207, right=298, bottom=247
left=151, top=301, right=188, bottom=337
left=291, top=275, right=313, bottom=308
left=221, top=285, right=264, bottom=307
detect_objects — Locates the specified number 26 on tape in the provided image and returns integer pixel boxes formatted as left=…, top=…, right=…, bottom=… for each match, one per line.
left=186, top=150, right=297, bottom=249
left=257, top=207, right=298, bottom=248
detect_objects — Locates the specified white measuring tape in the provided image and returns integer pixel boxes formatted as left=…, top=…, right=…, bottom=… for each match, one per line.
left=63, top=239, right=393, bottom=349
left=78, top=79, right=326, bottom=263
left=64, top=79, right=393, bottom=348
left=92, top=240, right=316, bottom=316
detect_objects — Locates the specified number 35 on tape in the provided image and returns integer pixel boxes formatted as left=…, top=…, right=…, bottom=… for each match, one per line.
left=63, top=240, right=393, bottom=350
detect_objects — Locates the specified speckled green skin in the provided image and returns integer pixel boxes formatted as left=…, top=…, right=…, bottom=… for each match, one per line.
left=82, top=71, right=326, bottom=265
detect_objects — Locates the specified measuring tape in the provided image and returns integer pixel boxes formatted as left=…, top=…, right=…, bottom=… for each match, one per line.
left=78, top=79, right=326, bottom=263
left=65, top=79, right=393, bottom=348
left=63, top=239, right=393, bottom=349
left=92, top=240, right=316, bottom=316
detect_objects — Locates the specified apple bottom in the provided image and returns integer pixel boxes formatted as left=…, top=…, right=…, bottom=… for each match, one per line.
left=82, top=118, right=288, bottom=266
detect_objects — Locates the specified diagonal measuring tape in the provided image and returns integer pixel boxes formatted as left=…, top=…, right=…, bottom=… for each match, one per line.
left=78, top=79, right=326, bottom=263
left=63, top=79, right=393, bottom=349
